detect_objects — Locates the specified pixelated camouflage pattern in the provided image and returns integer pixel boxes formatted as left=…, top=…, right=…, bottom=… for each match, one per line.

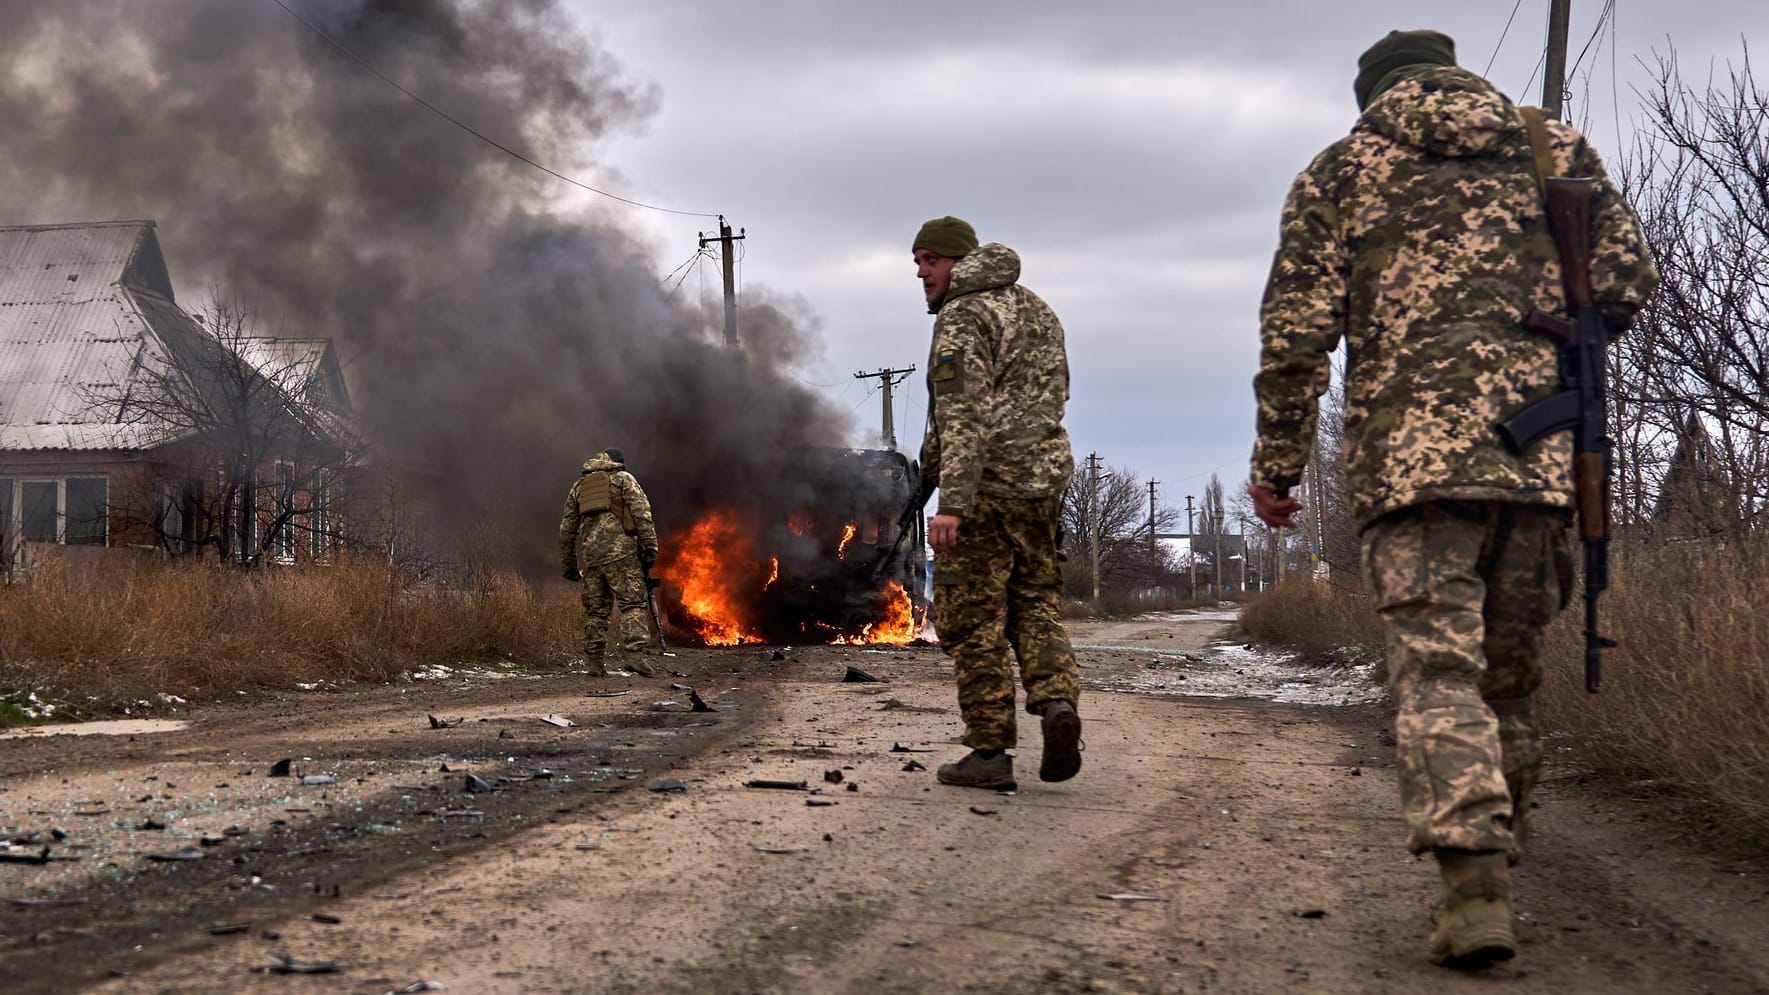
left=579, top=555, right=653, bottom=657
left=558, top=455, right=659, bottom=571
left=919, top=243, right=1075, bottom=517
left=1363, top=500, right=1571, bottom=859
left=1252, top=67, right=1658, bottom=528
left=932, top=492, right=1080, bottom=750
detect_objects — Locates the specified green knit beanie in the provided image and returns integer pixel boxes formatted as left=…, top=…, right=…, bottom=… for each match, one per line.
left=1355, top=29, right=1457, bottom=109
left=912, top=216, right=979, bottom=259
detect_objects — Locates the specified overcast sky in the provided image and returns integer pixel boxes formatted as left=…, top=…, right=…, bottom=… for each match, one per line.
left=562, top=1, right=1762, bottom=517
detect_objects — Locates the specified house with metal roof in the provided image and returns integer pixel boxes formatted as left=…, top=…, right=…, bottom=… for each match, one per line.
left=0, top=220, right=354, bottom=569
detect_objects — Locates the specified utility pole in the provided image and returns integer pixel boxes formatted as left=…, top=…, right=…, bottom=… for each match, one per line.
left=698, top=216, right=746, bottom=349
left=1147, top=479, right=1159, bottom=576
left=1086, top=452, right=1104, bottom=603
left=1212, top=491, right=1223, bottom=601
left=852, top=366, right=916, bottom=450
left=1542, top=0, right=1572, bottom=120
left=1185, top=495, right=1196, bottom=599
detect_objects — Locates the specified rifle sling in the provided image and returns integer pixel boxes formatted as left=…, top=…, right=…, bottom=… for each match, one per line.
left=1519, top=105, right=1555, bottom=202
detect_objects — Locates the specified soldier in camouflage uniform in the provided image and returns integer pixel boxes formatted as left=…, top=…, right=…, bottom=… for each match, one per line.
left=559, top=448, right=662, bottom=677
left=1247, top=31, right=1657, bottom=969
left=913, top=216, right=1083, bottom=792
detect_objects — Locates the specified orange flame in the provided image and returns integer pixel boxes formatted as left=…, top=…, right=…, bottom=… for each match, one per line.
left=657, top=510, right=766, bottom=646
left=837, top=522, right=859, bottom=559
left=765, top=556, right=779, bottom=588
left=835, top=582, right=919, bottom=645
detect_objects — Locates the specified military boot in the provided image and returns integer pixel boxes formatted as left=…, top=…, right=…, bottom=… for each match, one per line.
left=1039, top=700, right=1083, bottom=782
left=936, top=750, right=1017, bottom=791
left=1429, top=850, right=1516, bottom=969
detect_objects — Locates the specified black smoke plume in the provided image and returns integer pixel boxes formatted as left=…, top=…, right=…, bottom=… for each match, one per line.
left=0, top=0, right=853, bottom=569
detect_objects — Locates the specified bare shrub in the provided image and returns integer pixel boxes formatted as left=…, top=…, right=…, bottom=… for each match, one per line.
left=0, top=554, right=579, bottom=716
left=1238, top=575, right=1382, bottom=666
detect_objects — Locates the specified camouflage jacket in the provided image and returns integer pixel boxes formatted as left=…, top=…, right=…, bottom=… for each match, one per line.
left=1251, top=67, right=1658, bottom=528
left=919, top=242, right=1075, bottom=515
left=558, top=456, right=659, bottom=570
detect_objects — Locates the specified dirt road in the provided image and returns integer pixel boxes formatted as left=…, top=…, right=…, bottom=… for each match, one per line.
left=2, top=611, right=1765, bottom=993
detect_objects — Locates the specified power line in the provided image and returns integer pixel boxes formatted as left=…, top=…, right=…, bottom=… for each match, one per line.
left=1568, top=0, right=1617, bottom=83
left=1484, top=0, right=1528, bottom=77
left=266, top=0, right=719, bottom=219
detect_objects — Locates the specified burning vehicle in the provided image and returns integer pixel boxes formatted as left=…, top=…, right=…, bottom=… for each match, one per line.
left=655, top=447, right=928, bottom=646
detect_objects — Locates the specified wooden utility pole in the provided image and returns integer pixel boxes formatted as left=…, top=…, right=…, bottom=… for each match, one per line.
left=1542, top=0, right=1572, bottom=120
left=1147, top=479, right=1159, bottom=571
left=852, top=366, right=916, bottom=449
left=1185, top=495, right=1196, bottom=598
left=698, top=216, right=746, bottom=348
left=1086, top=452, right=1105, bottom=602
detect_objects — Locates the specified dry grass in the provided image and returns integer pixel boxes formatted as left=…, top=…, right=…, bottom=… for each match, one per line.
left=1063, top=589, right=1220, bottom=619
left=0, top=554, right=579, bottom=716
left=1537, top=536, right=1769, bottom=839
left=1241, top=537, right=1769, bottom=840
left=1238, top=574, right=1385, bottom=666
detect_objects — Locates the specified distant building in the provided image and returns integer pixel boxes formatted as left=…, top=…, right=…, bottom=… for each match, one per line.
left=0, top=220, right=355, bottom=569
left=1652, top=412, right=1742, bottom=539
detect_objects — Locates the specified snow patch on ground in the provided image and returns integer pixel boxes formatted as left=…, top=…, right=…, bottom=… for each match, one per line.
left=1084, top=638, right=1386, bottom=708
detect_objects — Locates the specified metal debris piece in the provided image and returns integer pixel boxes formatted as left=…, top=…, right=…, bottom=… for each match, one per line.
left=646, top=778, right=686, bottom=793
left=585, top=690, right=631, bottom=698
left=540, top=714, right=576, bottom=728
left=497, top=729, right=514, bottom=739
left=751, top=845, right=802, bottom=855
left=574, top=843, right=601, bottom=851
left=968, top=806, right=998, bottom=817
left=135, top=817, right=167, bottom=831
left=845, top=782, right=859, bottom=792
left=895, top=939, right=918, bottom=948
left=0, top=847, right=56, bottom=865
left=207, top=922, right=251, bottom=935
left=743, top=779, right=808, bottom=791
left=1098, top=892, right=1164, bottom=902
left=888, top=743, right=932, bottom=753
left=647, top=701, right=680, bottom=712
left=145, top=846, right=205, bottom=862
left=670, top=683, right=694, bottom=691
left=438, top=810, right=484, bottom=819
left=805, top=798, right=837, bottom=808
left=259, top=952, right=341, bottom=975
left=901, top=760, right=927, bottom=772
left=464, top=774, right=493, bottom=794
left=388, top=983, right=446, bottom=994
left=1294, top=908, right=1328, bottom=919
left=50, top=828, right=68, bottom=842
left=427, top=715, right=464, bottom=729
left=302, top=774, right=338, bottom=787
left=311, top=913, right=342, bottom=924
left=688, top=689, right=715, bottom=713
left=842, top=666, right=880, bottom=683
left=10, top=897, right=83, bottom=908
left=268, top=758, right=293, bottom=778
left=199, top=833, right=227, bottom=847
left=823, top=769, right=844, bottom=784
left=223, top=825, right=248, bottom=837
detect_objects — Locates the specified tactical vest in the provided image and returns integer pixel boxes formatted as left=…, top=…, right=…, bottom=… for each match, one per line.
left=578, top=471, right=636, bottom=534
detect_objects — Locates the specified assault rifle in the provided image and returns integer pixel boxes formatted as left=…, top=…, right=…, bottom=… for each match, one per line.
left=1495, top=177, right=1613, bottom=694
left=640, top=557, right=668, bottom=653
left=871, top=474, right=934, bottom=582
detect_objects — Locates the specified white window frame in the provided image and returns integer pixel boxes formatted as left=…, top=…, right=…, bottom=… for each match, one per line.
left=1, top=475, right=108, bottom=546
left=273, top=461, right=297, bottom=565
left=310, top=468, right=332, bottom=559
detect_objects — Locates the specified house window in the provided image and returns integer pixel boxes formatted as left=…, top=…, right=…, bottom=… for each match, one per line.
left=2, top=476, right=108, bottom=546
left=0, top=477, right=11, bottom=560
left=274, top=462, right=297, bottom=564
left=311, top=468, right=331, bottom=558
left=234, top=473, right=256, bottom=564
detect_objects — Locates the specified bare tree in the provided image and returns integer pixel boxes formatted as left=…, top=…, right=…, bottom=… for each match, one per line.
left=1059, top=461, right=1182, bottom=600
left=1616, top=44, right=1768, bottom=529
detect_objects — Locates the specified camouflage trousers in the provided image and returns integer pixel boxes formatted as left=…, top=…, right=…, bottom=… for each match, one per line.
left=581, top=553, right=653, bottom=657
left=933, top=492, right=1080, bottom=750
left=1362, top=500, right=1573, bottom=859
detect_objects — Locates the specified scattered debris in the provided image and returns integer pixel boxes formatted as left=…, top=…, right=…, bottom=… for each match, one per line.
left=1294, top=908, right=1328, bottom=919
left=311, top=913, right=343, bottom=924
left=258, top=952, right=341, bottom=975
left=646, top=778, right=686, bottom=793
left=901, top=760, right=927, bottom=772
left=539, top=714, right=576, bottom=728
left=845, top=782, right=859, bottom=793
left=388, top=983, right=446, bottom=994
left=427, top=715, right=464, bottom=729
left=968, top=806, right=998, bottom=817
left=134, top=817, right=167, bottom=831
left=464, top=774, right=493, bottom=794
left=0, top=847, right=73, bottom=865
left=438, top=810, right=485, bottom=820
left=647, top=701, right=680, bottom=712
left=768, top=650, right=788, bottom=661
left=268, top=758, right=293, bottom=778
left=1349, top=767, right=1363, bottom=777
left=223, top=825, right=248, bottom=837
left=895, top=940, right=918, bottom=948
left=574, top=843, right=601, bottom=851
left=207, top=922, right=251, bottom=935
left=585, top=690, right=631, bottom=698
left=843, top=666, right=881, bottom=683
left=497, top=729, right=514, bottom=740
left=199, top=833, right=228, bottom=847
left=889, top=743, right=932, bottom=753
left=302, top=774, right=338, bottom=787
left=144, top=846, right=205, bottom=862
left=688, top=689, right=715, bottom=713
left=9, top=897, right=84, bottom=908
left=1098, top=892, right=1164, bottom=902
left=744, top=779, right=808, bottom=791
left=806, top=798, right=837, bottom=808
left=670, top=683, right=694, bottom=691
left=751, top=845, right=803, bottom=855
left=823, top=769, right=844, bottom=784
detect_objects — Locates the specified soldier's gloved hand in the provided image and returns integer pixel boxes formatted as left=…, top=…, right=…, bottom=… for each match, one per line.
left=562, top=564, right=581, bottom=583
left=639, top=546, right=659, bottom=569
